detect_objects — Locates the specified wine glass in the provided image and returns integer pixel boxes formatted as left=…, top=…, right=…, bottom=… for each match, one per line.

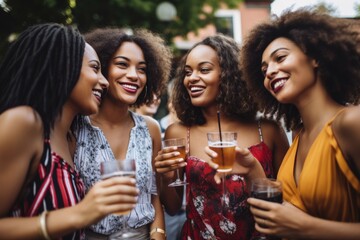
left=207, top=132, right=237, bottom=208
left=250, top=178, right=283, bottom=240
left=163, top=138, right=187, bottom=187
left=100, top=158, right=140, bottom=239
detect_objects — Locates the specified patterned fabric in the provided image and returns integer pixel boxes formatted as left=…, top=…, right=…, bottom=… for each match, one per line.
left=10, top=138, right=85, bottom=240
left=181, top=125, right=274, bottom=240
left=278, top=109, right=360, bottom=221
left=74, top=113, right=156, bottom=235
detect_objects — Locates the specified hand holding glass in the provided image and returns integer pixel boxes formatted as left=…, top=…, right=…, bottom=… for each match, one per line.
left=250, top=178, right=283, bottom=240
left=163, top=138, right=187, bottom=187
left=100, top=158, right=140, bottom=239
left=207, top=132, right=237, bottom=208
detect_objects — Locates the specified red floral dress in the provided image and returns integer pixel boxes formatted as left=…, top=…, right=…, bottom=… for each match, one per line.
left=181, top=141, right=274, bottom=240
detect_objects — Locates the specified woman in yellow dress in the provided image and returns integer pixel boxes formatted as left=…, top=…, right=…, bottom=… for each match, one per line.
left=206, top=9, right=360, bottom=239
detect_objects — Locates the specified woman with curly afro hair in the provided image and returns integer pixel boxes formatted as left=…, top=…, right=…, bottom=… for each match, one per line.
left=73, top=28, right=172, bottom=240
left=240, top=9, right=360, bottom=239
left=154, top=34, right=288, bottom=239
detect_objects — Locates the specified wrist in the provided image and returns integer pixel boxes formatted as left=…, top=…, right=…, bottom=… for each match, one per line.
left=150, top=227, right=166, bottom=239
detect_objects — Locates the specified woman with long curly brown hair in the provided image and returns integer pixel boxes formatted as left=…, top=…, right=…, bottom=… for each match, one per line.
left=155, top=34, right=288, bottom=239
left=73, top=28, right=172, bottom=240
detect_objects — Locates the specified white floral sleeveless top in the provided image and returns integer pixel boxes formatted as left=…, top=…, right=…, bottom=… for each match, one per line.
left=74, top=112, right=156, bottom=235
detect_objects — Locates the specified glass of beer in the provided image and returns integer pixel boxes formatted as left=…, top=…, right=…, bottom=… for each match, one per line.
left=100, top=159, right=140, bottom=239
left=163, top=138, right=187, bottom=187
left=207, top=132, right=237, bottom=208
left=250, top=178, right=283, bottom=240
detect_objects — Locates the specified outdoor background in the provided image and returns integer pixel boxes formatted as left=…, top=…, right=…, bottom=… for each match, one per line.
left=1, top=0, right=359, bottom=119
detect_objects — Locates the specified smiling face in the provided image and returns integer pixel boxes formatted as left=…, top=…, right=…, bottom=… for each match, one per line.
left=261, top=37, right=318, bottom=104
left=68, top=43, right=108, bottom=115
left=183, top=44, right=221, bottom=108
left=106, top=41, right=147, bottom=105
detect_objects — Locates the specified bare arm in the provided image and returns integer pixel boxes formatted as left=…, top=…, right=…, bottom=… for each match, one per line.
left=145, top=116, right=166, bottom=240
left=261, top=120, right=289, bottom=177
left=0, top=107, right=138, bottom=239
left=154, top=123, right=186, bottom=215
left=334, top=105, right=360, bottom=178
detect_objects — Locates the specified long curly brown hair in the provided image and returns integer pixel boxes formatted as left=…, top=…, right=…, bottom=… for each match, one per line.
left=241, top=9, right=360, bottom=131
left=85, top=28, right=173, bottom=107
left=172, top=34, right=257, bottom=126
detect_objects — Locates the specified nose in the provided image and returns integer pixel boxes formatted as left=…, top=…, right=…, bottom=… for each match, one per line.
left=99, top=73, right=109, bottom=89
left=265, top=62, right=278, bottom=80
left=126, top=66, right=139, bottom=80
left=188, top=71, right=200, bottom=82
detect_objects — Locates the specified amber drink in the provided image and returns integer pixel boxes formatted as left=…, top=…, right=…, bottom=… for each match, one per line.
left=207, top=132, right=237, bottom=172
left=209, top=142, right=236, bottom=172
left=163, top=138, right=188, bottom=187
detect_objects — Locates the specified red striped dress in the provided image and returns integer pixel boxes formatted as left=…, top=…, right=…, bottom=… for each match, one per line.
left=10, top=138, right=85, bottom=240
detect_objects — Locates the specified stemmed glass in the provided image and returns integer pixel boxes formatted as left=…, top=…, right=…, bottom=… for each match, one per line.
left=207, top=132, right=237, bottom=208
left=100, top=158, right=140, bottom=239
left=163, top=138, right=188, bottom=187
left=250, top=178, right=283, bottom=240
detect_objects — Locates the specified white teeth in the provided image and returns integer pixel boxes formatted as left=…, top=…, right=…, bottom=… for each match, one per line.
left=274, top=80, right=286, bottom=89
left=190, top=86, right=204, bottom=92
left=92, top=90, right=101, bottom=98
left=122, top=84, right=137, bottom=90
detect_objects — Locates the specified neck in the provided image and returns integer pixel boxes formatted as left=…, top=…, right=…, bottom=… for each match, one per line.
left=92, top=97, right=131, bottom=126
left=295, top=83, right=343, bottom=134
left=201, top=105, right=234, bottom=130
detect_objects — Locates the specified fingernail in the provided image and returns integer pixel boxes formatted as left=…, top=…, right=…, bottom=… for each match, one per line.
left=130, top=178, right=136, bottom=184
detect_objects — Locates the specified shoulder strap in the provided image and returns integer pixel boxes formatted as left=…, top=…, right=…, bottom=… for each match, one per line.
left=257, top=119, right=264, bottom=142
left=186, top=127, right=190, bottom=156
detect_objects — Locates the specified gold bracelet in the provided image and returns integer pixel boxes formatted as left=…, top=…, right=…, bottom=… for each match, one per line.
left=150, top=227, right=166, bottom=237
left=39, top=211, right=51, bottom=240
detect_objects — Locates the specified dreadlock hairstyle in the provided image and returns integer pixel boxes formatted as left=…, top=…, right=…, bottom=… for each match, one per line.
left=85, top=27, right=172, bottom=107
left=0, top=23, right=85, bottom=133
left=240, top=9, right=360, bottom=131
left=172, top=34, right=257, bottom=126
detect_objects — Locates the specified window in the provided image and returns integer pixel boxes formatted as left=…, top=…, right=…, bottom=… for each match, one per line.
left=215, top=9, right=242, bottom=43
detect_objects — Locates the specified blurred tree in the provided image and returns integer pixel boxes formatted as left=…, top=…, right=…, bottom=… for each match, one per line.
left=314, top=1, right=337, bottom=15
left=0, top=0, right=243, bottom=59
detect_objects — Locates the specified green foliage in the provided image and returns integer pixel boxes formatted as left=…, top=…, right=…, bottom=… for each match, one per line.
left=0, top=0, right=243, bottom=59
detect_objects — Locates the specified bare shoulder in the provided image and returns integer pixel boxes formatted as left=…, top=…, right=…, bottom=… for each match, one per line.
left=141, top=115, right=161, bottom=140
left=334, top=106, right=360, bottom=139
left=142, top=115, right=161, bottom=131
left=259, top=118, right=286, bottom=138
left=164, top=121, right=187, bottom=139
left=0, top=106, right=43, bottom=139
left=334, top=106, right=360, bottom=130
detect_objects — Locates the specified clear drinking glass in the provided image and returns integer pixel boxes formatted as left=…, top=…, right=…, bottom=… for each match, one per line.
left=207, top=132, right=237, bottom=208
left=163, top=138, right=187, bottom=187
left=250, top=178, right=283, bottom=240
left=100, top=158, right=140, bottom=239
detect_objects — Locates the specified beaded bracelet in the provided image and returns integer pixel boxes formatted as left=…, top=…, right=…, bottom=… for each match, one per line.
left=39, top=211, right=51, bottom=240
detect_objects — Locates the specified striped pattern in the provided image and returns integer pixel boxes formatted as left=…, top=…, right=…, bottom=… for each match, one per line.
left=10, top=139, right=85, bottom=240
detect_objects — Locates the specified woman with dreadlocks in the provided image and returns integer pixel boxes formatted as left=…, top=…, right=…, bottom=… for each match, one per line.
left=0, top=23, right=138, bottom=239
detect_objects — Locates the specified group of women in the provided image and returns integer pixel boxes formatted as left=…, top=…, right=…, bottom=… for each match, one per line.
left=0, top=8, right=359, bottom=240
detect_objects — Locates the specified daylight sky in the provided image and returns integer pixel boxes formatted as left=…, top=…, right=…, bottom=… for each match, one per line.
left=271, top=0, right=359, bottom=18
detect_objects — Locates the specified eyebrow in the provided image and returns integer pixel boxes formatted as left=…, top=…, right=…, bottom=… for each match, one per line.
left=89, top=59, right=100, bottom=65
left=261, top=47, right=289, bottom=66
left=113, top=56, right=146, bottom=65
left=185, top=61, right=214, bottom=68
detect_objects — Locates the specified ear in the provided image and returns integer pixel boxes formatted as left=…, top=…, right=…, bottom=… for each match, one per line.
left=311, top=59, right=319, bottom=68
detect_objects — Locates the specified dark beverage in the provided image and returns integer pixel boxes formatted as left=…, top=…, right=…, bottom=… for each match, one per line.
left=251, top=191, right=283, bottom=203
left=209, top=142, right=236, bottom=172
